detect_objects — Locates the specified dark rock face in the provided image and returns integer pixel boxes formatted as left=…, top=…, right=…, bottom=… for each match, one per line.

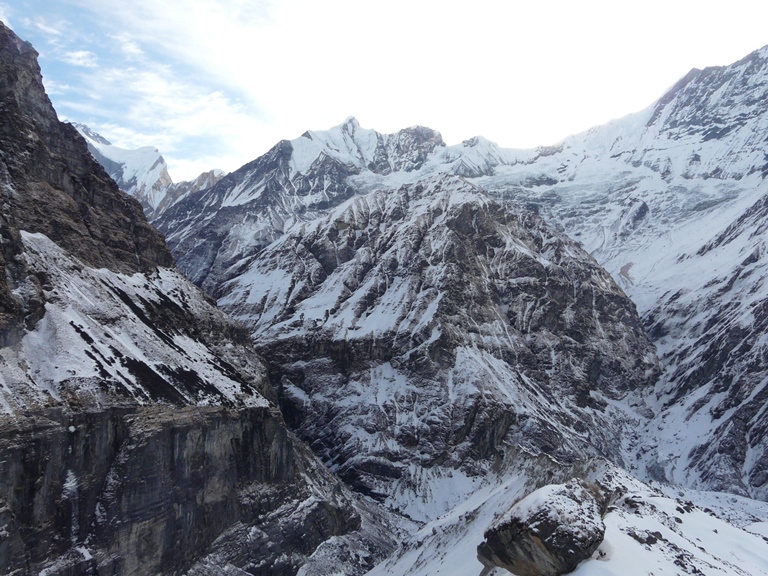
left=220, top=176, right=658, bottom=507
left=0, top=23, right=173, bottom=274
left=477, top=479, right=606, bottom=576
left=0, top=406, right=361, bottom=576
left=0, top=22, right=172, bottom=347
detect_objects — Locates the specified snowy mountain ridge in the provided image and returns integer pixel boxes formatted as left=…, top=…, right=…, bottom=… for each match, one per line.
left=54, top=32, right=768, bottom=576
left=152, top=43, right=768, bottom=503
left=73, top=122, right=225, bottom=219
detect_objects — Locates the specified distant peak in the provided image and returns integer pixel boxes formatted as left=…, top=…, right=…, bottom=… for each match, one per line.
left=71, top=122, right=112, bottom=146
left=462, top=135, right=494, bottom=148
left=299, top=117, right=361, bottom=141
left=337, top=116, right=361, bottom=134
left=395, top=125, right=445, bottom=147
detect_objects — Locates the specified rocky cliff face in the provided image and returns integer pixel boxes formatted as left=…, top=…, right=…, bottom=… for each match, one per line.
left=0, top=35, right=172, bottom=278
left=218, top=176, right=658, bottom=519
left=0, top=22, right=392, bottom=575
left=0, top=405, right=368, bottom=576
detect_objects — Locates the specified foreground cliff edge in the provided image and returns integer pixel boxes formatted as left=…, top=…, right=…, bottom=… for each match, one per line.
left=0, top=22, right=397, bottom=575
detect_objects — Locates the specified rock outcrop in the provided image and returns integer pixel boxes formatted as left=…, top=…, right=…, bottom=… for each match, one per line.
left=477, top=479, right=606, bottom=576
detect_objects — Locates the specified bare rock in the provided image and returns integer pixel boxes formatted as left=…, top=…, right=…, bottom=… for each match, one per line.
left=477, top=479, right=606, bottom=576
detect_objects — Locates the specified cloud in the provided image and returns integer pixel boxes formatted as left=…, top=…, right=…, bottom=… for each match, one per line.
left=61, top=50, right=98, bottom=67
left=111, top=33, right=143, bottom=59
left=0, top=4, right=11, bottom=27
left=41, top=77, right=74, bottom=96
left=23, top=15, right=65, bottom=37
left=55, top=54, right=268, bottom=179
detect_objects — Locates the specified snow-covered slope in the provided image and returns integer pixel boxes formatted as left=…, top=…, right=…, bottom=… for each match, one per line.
left=0, top=231, right=268, bottom=411
left=367, top=459, right=768, bottom=576
left=73, top=123, right=225, bottom=219
left=73, top=122, right=173, bottom=213
left=474, top=45, right=768, bottom=500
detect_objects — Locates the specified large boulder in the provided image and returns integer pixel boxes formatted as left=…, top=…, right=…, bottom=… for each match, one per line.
left=477, top=479, right=606, bottom=576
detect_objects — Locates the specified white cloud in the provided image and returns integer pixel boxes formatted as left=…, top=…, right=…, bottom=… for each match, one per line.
left=0, top=4, right=11, bottom=27
left=41, top=77, right=74, bottom=96
left=62, top=49, right=98, bottom=67
left=111, top=33, right=143, bottom=59
left=24, top=15, right=65, bottom=37
left=61, top=56, right=267, bottom=179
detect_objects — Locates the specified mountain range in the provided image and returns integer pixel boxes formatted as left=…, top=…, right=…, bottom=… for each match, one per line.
left=2, top=19, right=768, bottom=576
left=145, top=46, right=768, bottom=503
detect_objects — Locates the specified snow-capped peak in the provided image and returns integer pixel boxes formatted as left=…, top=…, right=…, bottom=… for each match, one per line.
left=71, top=121, right=112, bottom=146
left=73, top=123, right=173, bottom=211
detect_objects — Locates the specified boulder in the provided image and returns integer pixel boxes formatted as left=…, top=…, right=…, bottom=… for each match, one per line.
left=477, top=479, right=606, bottom=576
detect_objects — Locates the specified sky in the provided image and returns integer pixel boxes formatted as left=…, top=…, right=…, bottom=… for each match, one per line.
left=3, top=1, right=768, bottom=181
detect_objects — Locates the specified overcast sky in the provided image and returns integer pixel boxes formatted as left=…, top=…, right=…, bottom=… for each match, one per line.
left=3, top=1, right=768, bottom=181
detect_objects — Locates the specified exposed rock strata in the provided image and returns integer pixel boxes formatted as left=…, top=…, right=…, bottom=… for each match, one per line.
left=0, top=405, right=363, bottom=576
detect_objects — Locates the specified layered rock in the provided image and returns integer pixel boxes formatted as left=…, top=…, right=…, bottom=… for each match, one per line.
left=0, top=405, right=366, bottom=576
